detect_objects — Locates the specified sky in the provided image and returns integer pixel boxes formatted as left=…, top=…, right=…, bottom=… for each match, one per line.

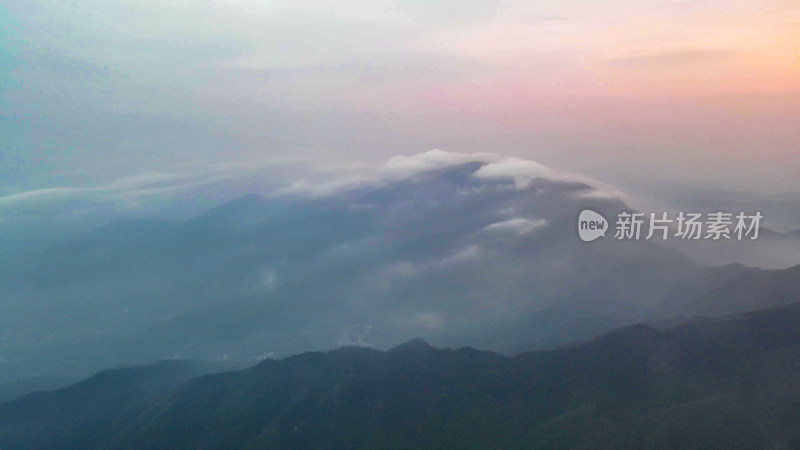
left=1, top=0, right=799, bottom=203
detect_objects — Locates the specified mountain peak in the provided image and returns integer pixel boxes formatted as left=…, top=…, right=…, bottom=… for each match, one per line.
left=388, top=338, right=436, bottom=353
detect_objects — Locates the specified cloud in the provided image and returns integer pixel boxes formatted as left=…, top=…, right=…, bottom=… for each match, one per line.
left=277, top=149, right=497, bottom=195
left=0, top=149, right=627, bottom=244
left=283, top=149, right=628, bottom=200
left=380, top=149, right=499, bottom=179
left=0, top=149, right=629, bottom=225
left=0, top=187, right=121, bottom=224
left=440, top=245, right=481, bottom=265
left=278, top=174, right=376, bottom=197
left=0, top=187, right=102, bottom=206
left=468, top=155, right=628, bottom=200
left=483, top=218, right=547, bottom=235
left=0, top=157, right=300, bottom=216
left=106, top=172, right=200, bottom=190
left=472, top=158, right=560, bottom=189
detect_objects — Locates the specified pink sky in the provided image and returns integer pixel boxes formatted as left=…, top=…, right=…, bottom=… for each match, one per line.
left=3, top=0, right=799, bottom=194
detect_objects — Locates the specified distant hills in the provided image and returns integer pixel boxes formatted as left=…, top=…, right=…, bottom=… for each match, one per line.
left=661, top=263, right=800, bottom=317
left=4, top=302, right=800, bottom=449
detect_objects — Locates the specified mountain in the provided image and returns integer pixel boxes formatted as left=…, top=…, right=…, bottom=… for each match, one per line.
left=659, top=263, right=800, bottom=317
left=0, top=153, right=798, bottom=384
left=0, top=359, right=244, bottom=449
left=666, top=226, right=800, bottom=269
left=4, top=303, right=800, bottom=449
left=0, top=376, right=77, bottom=404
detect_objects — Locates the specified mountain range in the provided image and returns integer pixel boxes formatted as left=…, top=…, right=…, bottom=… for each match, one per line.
left=3, top=301, right=800, bottom=449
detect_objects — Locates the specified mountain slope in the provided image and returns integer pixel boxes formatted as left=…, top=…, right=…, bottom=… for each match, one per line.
left=661, top=263, right=800, bottom=317
left=0, top=376, right=77, bottom=404
left=5, top=303, right=800, bottom=449
left=0, top=360, right=241, bottom=450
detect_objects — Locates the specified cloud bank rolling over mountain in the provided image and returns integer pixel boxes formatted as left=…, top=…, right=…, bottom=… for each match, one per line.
left=1, top=150, right=799, bottom=385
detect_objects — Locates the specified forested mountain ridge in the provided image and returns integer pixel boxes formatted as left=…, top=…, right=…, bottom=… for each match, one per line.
left=4, top=302, right=800, bottom=449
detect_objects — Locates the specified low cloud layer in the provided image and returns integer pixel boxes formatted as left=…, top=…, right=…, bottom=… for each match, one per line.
left=0, top=150, right=619, bottom=227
